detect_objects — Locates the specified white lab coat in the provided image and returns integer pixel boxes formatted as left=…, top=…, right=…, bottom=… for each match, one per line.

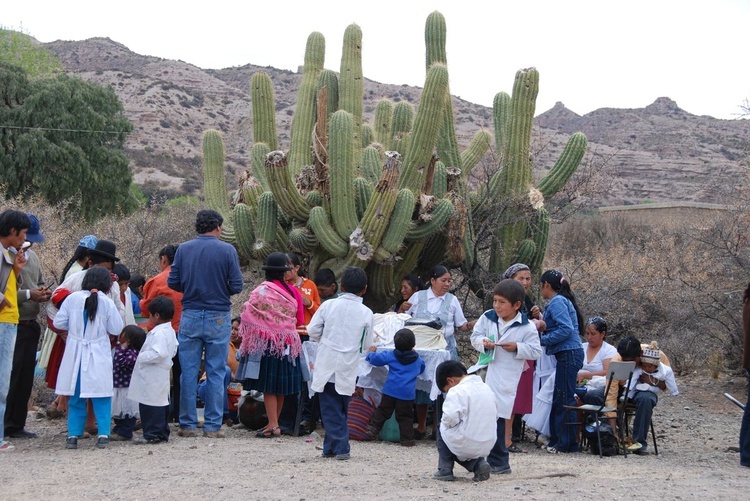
left=128, top=322, right=178, bottom=407
left=470, top=311, right=542, bottom=419
left=122, top=286, right=136, bottom=326
left=53, top=291, right=123, bottom=398
left=307, top=293, right=373, bottom=396
left=440, top=375, right=501, bottom=461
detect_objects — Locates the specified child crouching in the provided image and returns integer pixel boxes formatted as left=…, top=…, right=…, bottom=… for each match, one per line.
left=127, top=296, right=178, bottom=444
left=110, top=325, right=147, bottom=441
left=434, top=360, right=500, bottom=482
left=365, top=328, right=425, bottom=446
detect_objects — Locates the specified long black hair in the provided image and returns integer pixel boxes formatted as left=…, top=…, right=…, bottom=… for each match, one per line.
left=266, top=266, right=295, bottom=298
left=540, top=269, right=584, bottom=336
left=60, top=246, right=89, bottom=283
left=81, top=267, right=113, bottom=322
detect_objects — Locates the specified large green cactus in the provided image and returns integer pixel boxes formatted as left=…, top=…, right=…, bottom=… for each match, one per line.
left=201, top=13, right=587, bottom=311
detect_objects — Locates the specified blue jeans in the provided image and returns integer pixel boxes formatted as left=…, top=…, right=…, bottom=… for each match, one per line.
left=178, top=309, right=231, bottom=432
left=197, top=365, right=232, bottom=416
left=318, top=382, right=351, bottom=456
left=549, top=348, right=584, bottom=452
left=0, top=323, right=18, bottom=442
left=741, top=372, right=750, bottom=467
left=487, top=417, right=510, bottom=472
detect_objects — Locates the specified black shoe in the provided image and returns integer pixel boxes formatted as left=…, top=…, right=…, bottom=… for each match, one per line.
left=413, top=429, right=426, bottom=440
left=8, top=429, right=37, bottom=439
left=473, top=459, right=491, bottom=482
left=65, top=437, right=78, bottom=449
left=96, top=436, right=109, bottom=449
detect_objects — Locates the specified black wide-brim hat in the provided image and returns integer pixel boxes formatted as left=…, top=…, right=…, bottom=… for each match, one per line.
left=262, top=252, right=291, bottom=271
left=88, top=240, right=120, bottom=262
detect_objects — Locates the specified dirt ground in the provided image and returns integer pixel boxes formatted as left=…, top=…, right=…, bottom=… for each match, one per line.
left=1, top=374, right=749, bottom=500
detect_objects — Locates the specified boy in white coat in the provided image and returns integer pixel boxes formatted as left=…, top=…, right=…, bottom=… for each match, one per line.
left=434, top=360, right=500, bottom=482
left=470, top=279, right=542, bottom=474
left=128, top=296, right=178, bottom=444
left=308, top=267, right=373, bottom=460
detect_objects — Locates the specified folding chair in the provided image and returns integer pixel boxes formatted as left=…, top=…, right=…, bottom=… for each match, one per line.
left=564, top=360, right=636, bottom=458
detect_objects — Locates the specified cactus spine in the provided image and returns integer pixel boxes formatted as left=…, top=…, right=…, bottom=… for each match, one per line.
left=339, top=24, right=364, bottom=170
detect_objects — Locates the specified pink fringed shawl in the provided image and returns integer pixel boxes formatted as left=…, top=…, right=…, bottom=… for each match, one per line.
left=239, top=280, right=304, bottom=359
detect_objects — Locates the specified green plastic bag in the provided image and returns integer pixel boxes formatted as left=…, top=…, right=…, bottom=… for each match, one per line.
left=378, top=412, right=401, bottom=442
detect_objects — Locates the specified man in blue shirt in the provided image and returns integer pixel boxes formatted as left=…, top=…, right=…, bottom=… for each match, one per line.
left=168, top=210, right=243, bottom=438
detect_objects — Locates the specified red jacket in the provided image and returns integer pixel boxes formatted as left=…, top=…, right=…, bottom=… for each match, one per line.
left=140, top=266, right=183, bottom=332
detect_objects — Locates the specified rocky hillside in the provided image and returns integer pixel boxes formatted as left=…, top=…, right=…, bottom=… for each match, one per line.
left=45, top=37, right=750, bottom=206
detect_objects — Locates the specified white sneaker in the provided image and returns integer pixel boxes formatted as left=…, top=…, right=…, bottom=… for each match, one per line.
left=0, top=441, right=15, bottom=451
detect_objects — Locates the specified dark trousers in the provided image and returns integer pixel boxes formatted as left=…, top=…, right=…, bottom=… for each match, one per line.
left=740, top=372, right=750, bottom=467
left=139, top=403, right=171, bottom=442
left=487, top=417, right=510, bottom=471
left=369, top=394, right=415, bottom=442
left=170, top=352, right=181, bottom=423
left=436, top=423, right=484, bottom=473
left=5, top=321, right=41, bottom=434
left=112, top=416, right=137, bottom=439
left=631, top=390, right=658, bottom=449
left=318, top=382, right=350, bottom=456
left=549, top=348, right=584, bottom=452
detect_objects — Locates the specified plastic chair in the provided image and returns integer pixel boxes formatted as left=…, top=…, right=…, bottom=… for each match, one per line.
left=564, top=360, right=636, bottom=458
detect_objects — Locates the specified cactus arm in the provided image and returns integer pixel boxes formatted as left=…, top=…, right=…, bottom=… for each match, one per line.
left=373, top=188, right=415, bottom=263
left=389, top=101, right=414, bottom=154
left=339, top=23, right=364, bottom=170
left=373, top=98, right=393, bottom=146
left=250, top=143, right=272, bottom=192
left=460, top=129, right=493, bottom=177
left=250, top=72, right=278, bottom=151
left=308, top=206, right=349, bottom=258
left=398, top=63, right=449, bottom=194
left=316, top=69, right=339, bottom=120
left=202, top=129, right=231, bottom=220
left=354, top=177, right=373, bottom=220
left=233, top=203, right=256, bottom=260
left=536, top=132, right=587, bottom=199
left=328, top=110, right=359, bottom=240
left=405, top=198, right=453, bottom=242
left=362, top=145, right=383, bottom=185
left=289, top=32, right=325, bottom=174
left=265, top=150, right=311, bottom=221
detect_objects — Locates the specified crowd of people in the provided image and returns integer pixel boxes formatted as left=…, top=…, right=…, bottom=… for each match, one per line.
left=0, top=207, right=745, bottom=477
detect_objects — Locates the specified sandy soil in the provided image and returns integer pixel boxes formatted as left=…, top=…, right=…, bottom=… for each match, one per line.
left=1, top=374, right=749, bottom=500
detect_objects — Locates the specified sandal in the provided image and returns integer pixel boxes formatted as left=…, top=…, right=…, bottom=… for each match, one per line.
left=256, top=426, right=281, bottom=438
left=508, top=443, right=527, bottom=453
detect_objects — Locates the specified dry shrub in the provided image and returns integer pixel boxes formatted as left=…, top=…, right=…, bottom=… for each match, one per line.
left=1, top=194, right=200, bottom=289
left=546, top=201, right=750, bottom=375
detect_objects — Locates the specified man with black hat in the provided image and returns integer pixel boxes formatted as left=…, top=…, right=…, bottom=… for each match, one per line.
left=5, top=214, right=51, bottom=439
left=168, top=209, right=243, bottom=438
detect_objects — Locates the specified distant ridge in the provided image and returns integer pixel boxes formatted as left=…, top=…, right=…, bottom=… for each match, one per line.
left=41, top=36, right=750, bottom=206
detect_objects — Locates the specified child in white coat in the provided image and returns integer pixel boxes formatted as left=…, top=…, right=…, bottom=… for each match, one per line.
left=53, top=267, right=124, bottom=450
left=433, top=360, right=501, bottom=482
left=128, top=296, right=178, bottom=444
left=470, top=279, right=542, bottom=474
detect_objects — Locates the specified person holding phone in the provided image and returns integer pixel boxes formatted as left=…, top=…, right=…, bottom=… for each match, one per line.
left=5, top=214, right=51, bottom=440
